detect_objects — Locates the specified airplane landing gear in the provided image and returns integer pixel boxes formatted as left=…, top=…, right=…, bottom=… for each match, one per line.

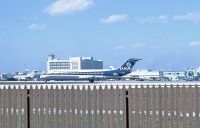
left=89, top=79, right=94, bottom=83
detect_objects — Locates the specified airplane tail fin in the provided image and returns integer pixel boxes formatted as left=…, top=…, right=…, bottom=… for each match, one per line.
left=119, top=58, right=141, bottom=70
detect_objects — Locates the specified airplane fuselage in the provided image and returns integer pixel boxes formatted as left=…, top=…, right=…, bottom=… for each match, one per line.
left=40, top=69, right=131, bottom=82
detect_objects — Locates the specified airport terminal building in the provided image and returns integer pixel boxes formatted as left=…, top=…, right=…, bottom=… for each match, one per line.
left=47, top=55, right=103, bottom=73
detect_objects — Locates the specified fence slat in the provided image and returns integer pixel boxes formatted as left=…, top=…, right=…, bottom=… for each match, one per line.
left=55, top=86, right=59, bottom=128
left=170, top=85, right=174, bottom=128
left=93, top=86, right=97, bottom=128
left=19, top=86, right=23, bottom=128
left=60, top=86, right=65, bottom=128
left=5, top=86, right=8, bottom=128
left=189, top=86, right=193, bottom=127
left=81, top=86, right=87, bottom=128
left=1, top=86, right=6, bottom=128
left=88, top=86, right=92, bottom=128
left=164, top=86, right=168, bottom=128
left=65, top=86, right=70, bottom=128
left=128, top=86, right=132, bottom=128
left=176, top=86, right=180, bottom=128
left=43, top=86, right=48, bottom=128
left=103, top=86, right=108, bottom=128
left=194, top=85, right=199, bottom=128
left=7, top=86, right=12, bottom=128
left=98, top=86, right=103, bottom=128
left=0, top=88, right=1, bottom=127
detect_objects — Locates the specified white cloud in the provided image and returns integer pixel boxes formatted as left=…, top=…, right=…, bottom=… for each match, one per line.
left=100, top=14, right=128, bottom=24
left=131, top=43, right=144, bottom=48
left=173, top=12, right=200, bottom=22
left=137, top=15, right=169, bottom=24
left=115, top=45, right=126, bottom=50
left=189, top=41, right=200, bottom=47
left=152, top=44, right=162, bottom=48
left=115, top=43, right=144, bottom=50
left=22, top=16, right=38, bottom=21
left=44, top=0, right=94, bottom=16
left=114, top=43, right=162, bottom=50
left=28, top=24, right=47, bottom=30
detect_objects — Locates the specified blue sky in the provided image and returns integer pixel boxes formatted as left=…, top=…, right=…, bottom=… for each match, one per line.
left=1, top=0, right=200, bottom=72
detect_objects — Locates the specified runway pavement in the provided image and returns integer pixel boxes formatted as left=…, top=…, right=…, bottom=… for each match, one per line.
left=0, top=80, right=200, bottom=86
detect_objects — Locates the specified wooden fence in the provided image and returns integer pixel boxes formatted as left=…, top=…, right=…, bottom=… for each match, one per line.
left=0, top=85, right=200, bottom=128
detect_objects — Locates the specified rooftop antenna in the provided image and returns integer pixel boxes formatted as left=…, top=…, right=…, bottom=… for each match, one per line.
left=25, top=64, right=27, bottom=71
left=48, top=51, right=56, bottom=60
left=25, top=64, right=29, bottom=73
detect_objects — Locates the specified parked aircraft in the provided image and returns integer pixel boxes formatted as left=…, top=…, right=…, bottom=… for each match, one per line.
left=13, top=70, right=41, bottom=81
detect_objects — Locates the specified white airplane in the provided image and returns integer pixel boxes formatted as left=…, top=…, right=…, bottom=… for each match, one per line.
left=13, top=70, right=40, bottom=81
left=40, top=58, right=141, bottom=82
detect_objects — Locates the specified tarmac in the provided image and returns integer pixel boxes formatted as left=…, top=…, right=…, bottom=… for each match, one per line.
left=0, top=80, right=200, bottom=89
